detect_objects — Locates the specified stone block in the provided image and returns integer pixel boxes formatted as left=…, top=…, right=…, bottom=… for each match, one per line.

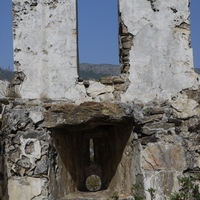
left=29, top=110, right=44, bottom=124
left=141, top=143, right=187, bottom=170
left=142, top=122, right=175, bottom=135
left=86, top=82, right=114, bottom=98
left=8, top=177, right=47, bottom=200
left=34, top=155, right=48, bottom=175
left=171, top=95, right=200, bottom=119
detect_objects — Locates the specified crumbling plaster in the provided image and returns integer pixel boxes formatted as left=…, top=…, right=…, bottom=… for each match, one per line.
left=119, top=0, right=199, bottom=102
left=12, top=0, right=80, bottom=99
left=11, top=0, right=200, bottom=103
left=0, top=97, right=199, bottom=199
left=0, top=0, right=199, bottom=200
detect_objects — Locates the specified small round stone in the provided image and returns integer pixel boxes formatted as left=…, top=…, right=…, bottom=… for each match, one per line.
left=86, top=175, right=102, bottom=192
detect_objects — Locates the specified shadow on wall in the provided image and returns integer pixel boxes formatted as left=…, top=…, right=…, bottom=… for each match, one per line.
left=50, top=124, right=133, bottom=199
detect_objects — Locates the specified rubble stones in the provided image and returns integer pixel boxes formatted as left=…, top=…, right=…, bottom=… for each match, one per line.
left=0, top=97, right=199, bottom=199
left=4, top=0, right=200, bottom=199
left=34, top=155, right=48, bottom=175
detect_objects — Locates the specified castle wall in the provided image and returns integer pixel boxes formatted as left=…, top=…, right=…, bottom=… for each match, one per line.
left=0, top=0, right=199, bottom=199
left=11, top=0, right=199, bottom=102
left=12, top=0, right=81, bottom=99
left=120, top=0, right=198, bottom=102
left=0, top=97, right=199, bottom=200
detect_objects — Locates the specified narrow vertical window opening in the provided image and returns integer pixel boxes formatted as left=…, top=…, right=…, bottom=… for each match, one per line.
left=77, top=0, right=120, bottom=80
left=190, top=1, right=200, bottom=73
left=0, top=0, right=14, bottom=97
left=89, top=139, right=94, bottom=163
left=0, top=0, right=14, bottom=70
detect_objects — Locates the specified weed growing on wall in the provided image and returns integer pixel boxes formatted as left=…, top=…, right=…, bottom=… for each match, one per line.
left=170, top=176, right=200, bottom=200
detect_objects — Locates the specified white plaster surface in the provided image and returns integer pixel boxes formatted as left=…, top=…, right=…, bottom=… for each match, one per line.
left=119, top=0, right=199, bottom=102
left=8, top=177, right=47, bottom=200
left=0, top=81, right=9, bottom=98
left=20, top=137, right=41, bottom=163
left=12, top=0, right=200, bottom=102
left=13, top=0, right=84, bottom=99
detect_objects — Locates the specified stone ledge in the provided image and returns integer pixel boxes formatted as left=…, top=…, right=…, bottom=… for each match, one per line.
left=42, top=102, right=135, bottom=130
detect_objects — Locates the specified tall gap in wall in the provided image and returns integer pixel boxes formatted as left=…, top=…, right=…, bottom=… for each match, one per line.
left=0, top=0, right=14, bottom=80
left=190, top=1, right=200, bottom=73
left=77, top=0, right=120, bottom=80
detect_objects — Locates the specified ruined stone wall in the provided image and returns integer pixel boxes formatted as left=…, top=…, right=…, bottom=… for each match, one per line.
left=0, top=96, right=199, bottom=199
left=119, top=0, right=199, bottom=102
left=10, top=0, right=200, bottom=103
left=0, top=0, right=198, bottom=199
left=12, top=0, right=80, bottom=99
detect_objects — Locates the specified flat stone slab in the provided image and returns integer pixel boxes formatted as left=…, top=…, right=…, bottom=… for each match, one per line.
left=42, top=102, right=134, bottom=130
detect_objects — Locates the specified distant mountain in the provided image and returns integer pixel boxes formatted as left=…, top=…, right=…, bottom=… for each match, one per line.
left=0, top=66, right=199, bottom=83
left=0, top=67, right=14, bottom=81
left=194, top=68, right=200, bottom=74
left=79, top=64, right=200, bottom=80
left=79, top=63, right=120, bottom=80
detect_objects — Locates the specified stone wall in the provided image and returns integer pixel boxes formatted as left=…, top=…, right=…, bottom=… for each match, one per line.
left=12, top=0, right=79, bottom=99
left=119, top=0, right=199, bottom=102
left=0, top=95, right=199, bottom=199
left=10, top=0, right=200, bottom=103
left=0, top=0, right=199, bottom=199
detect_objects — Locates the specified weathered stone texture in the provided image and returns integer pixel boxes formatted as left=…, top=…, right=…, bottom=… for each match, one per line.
left=0, top=96, right=199, bottom=199
left=8, top=177, right=47, bottom=199
left=12, top=0, right=79, bottom=99
left=42, top=101, right=135, bottom=129
left=141, top=143, right=187, bottom=170
left=120, top=0, right=199, bottom=102
left=11, top=0, right=200, bottom=103
left=1, top=0, right=199, bottom=199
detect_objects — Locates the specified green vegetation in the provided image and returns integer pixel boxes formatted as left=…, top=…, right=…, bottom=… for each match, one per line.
left=85, top=175, right=101, bottom=192
left=142, top=107, right=151, bottom=116
left=107, top=191, right=119, bottom=200
left=79, top=69, right=106, bottom=80
left=131, top=183, right=146, bottom=200
left=170, top=176, right=200, bottom=200
left=131, top=176, right=200, bottom=200
left=148, top=188, right=156, bottom=200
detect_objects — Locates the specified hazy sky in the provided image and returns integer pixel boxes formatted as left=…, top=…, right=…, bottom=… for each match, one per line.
left=0, top=0, right=200, bottom=68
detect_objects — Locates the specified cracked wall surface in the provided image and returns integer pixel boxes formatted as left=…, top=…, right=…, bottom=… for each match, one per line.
left=3, top=0, right=200, bottom=199
left=119, top=0, right=199, bottom=102
left=0, top=94, right=199, bottom=199
left=11, top=0, right=200, bottom=102
left=12, top=0, right=80, bottom=99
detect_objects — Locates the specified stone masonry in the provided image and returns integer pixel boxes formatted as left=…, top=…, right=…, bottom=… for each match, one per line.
left=0, top=0, right=199, bottom=200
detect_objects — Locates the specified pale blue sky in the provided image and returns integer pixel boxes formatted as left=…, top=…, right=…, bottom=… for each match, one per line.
left=78, top=0, right=119, bottom=64
left=0, top=0, right=200, bottom=68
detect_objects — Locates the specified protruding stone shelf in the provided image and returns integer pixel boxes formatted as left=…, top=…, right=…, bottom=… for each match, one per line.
left=42, top=102, right=135, bottom=130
